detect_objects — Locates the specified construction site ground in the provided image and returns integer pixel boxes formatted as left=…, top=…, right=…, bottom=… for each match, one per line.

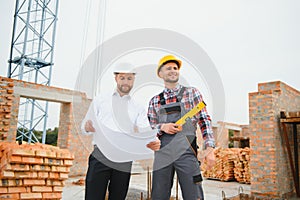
left=62, top=174, right=251, bottom=200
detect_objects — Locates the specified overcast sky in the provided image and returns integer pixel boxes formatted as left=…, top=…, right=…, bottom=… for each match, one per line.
left=1, top=0, right=299, bottom=128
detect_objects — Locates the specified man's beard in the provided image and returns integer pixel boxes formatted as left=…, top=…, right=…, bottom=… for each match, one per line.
left=118, top=85, right=132, bottom=94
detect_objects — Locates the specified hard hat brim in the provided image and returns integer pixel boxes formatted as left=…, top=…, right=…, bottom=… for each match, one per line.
left=157, top=59, right=182, bottom=76
left=113, top=62, right=136, bottom=74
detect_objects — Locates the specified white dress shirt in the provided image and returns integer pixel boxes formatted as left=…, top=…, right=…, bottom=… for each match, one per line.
left=81, top=90, right=150, bottom=143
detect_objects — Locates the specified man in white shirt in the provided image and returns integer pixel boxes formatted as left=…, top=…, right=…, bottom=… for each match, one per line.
left=82, top=63, right=160, bottom=200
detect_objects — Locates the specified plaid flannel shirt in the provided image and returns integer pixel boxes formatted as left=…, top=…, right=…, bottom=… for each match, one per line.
left=147, top=84, right=215, bottom=149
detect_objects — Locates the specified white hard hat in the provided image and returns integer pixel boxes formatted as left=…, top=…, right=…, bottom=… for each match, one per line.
left=113, top=62, right=137, bottom=74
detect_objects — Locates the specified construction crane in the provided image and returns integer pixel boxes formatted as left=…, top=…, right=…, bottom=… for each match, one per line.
left=7, top=0, right=59, bottom=144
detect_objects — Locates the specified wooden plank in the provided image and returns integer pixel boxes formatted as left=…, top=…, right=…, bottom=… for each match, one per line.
left=280, top=118, right=300, bottom=123
left=280, top=111, right=300, bottom=119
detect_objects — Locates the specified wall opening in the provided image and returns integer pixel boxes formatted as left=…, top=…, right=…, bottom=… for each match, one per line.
left=16, top=97, right=61, bottom=145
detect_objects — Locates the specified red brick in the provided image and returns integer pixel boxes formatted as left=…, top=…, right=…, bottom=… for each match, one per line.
left=22, top=156, right=43, bottom=164
left=15, top=171, right=37, bottom=178
left=5, top=163, right=30, bottom=171
left=0, top=193, right=20, bottom=199
left=32, top=186, right=52, bottom=192
left=37, top=171, right=49, bottom=179
left=7, top=186, right=27, bottom=193
left=9, top=155, right=22, bottom=163
left=20, top=192, right=42, bottom=199
left=58, top=166, right=69, bottom=173
left=0, top=179, right=9, bottom=186
left=10, top=148, right=35, bottom=157
left=51, top=165, right=69, bottom=173
left=59, top=173, right=69, bottom=179
left=30, top=164, right=51, bottom=171
left=6, top=89, right=13, bottom=94
left=6, top=96, right=14, bottom=100
left=0, top=179, right=22, bottom=187
left=51, top=165, right=58, bottom=172
left=23, top=179, right=45, bottom=186
left=44, top=158, right=62, bottom=165
left=49, top=172, right=60, bottom=179
left=63, top=159, right=73, bottom=166
left=53, top=186, right=63, bottom=192
left=35, top=149, right=56, bottom=158
left=42, top=192, right=62, bottom=199
left=7, top=82, right=14, bottom=87
left=46, top=179, right=64, bottom=186
left=56, top=149, right=74, bottom=159
left=0, top=187, right=8, bottom=193
left=4, top=114, right=11, bottom=119
left=0, top=170, right=14, bottom=178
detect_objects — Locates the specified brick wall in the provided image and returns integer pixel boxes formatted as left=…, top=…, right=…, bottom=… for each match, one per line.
left=240, top=125, right=250, bottom=138
left=0, top=76, right=92, bottom=176
left=249, top=81, right=300, bottom=198
left=0, top=77, right=18, bottom=141
left=58, top=97, right=93, bottom=176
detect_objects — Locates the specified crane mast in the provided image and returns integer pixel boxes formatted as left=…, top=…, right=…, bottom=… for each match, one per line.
left=8, top=0, right=59, bottom=144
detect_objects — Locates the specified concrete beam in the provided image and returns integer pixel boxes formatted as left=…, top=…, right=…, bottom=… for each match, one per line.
left=225, top=125, right=242, bottom=131
left=14, top=86, right=81, bottom=103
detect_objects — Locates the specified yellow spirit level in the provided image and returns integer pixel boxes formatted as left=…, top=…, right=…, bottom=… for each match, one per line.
left=175, top=101, right=206, bottom=125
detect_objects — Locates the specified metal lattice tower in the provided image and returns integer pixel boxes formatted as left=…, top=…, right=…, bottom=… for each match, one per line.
left=8, top=0, right=59, bottom=144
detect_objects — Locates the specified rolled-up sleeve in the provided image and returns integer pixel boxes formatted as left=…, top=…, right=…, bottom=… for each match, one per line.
left=192, top=88, right=215, bottom=149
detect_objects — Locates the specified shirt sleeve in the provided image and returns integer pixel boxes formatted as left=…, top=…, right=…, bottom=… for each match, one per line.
left=192, top=88, right=215, bottom=149
left=147, top=97, right=163, bottom=135
left=81, top=106, right=92, bottom=135
left=81, top=96, right=100, bottom=135
left=135, top=105, right=151, bottom=129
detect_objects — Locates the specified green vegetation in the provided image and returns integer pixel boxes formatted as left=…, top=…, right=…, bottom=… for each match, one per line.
left=228, top=129, right=234, bottom=148
left=16, top=127, right=58, bottom=146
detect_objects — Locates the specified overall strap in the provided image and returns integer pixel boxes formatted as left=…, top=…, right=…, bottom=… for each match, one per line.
left=159, top=92, right=165, bottom=105
left=159, top=86, right=186, bottom=105
left=176, top=86, right=186, bottom=102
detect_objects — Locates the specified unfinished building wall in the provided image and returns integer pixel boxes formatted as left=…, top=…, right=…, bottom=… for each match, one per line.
left=0, top=77, right=19, bottom=141
left=249, top=81, right=300, bottom=198
left=58, top=97, right=92, bottom=176
left=0, top=76, right=92, bottom=176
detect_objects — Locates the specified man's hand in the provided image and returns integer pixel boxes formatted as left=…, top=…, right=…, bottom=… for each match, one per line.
left=146, top=138, right=161, bottom=151
left=161, top=123, right=181, bottom=134
left=85, top=120, right=95, bottom=132
left=204, top=147, right=215, bottom=170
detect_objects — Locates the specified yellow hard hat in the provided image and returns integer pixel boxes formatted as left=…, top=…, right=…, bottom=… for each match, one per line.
left=157, top=55, right=182, bottom=76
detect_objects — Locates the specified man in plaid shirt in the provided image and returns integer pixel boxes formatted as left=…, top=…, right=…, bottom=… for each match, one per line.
left=147, top=55, right=216, bottom=200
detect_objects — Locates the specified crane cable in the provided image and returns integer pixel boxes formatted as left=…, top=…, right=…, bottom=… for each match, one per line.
left=78, top=0, right=92, bottom=91
left=94, top=0, right=107, bottom=96
left=79, top=0, right=92, bottom=68
left=78, top=0, right=107, bottom=97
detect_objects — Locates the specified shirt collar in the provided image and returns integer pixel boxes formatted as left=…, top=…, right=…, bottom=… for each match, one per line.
left=112, top=89, right=131, bottom=99
left=163, top=84, right=181, bottom=95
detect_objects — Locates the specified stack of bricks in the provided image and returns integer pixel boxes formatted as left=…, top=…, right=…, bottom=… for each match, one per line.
left=0, top=78, right=14, bottom=140
left=0, top=142, right=74, bottom=199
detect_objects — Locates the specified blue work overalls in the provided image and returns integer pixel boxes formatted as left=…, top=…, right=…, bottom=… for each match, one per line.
left=151, top=87, right=204, bottom=200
